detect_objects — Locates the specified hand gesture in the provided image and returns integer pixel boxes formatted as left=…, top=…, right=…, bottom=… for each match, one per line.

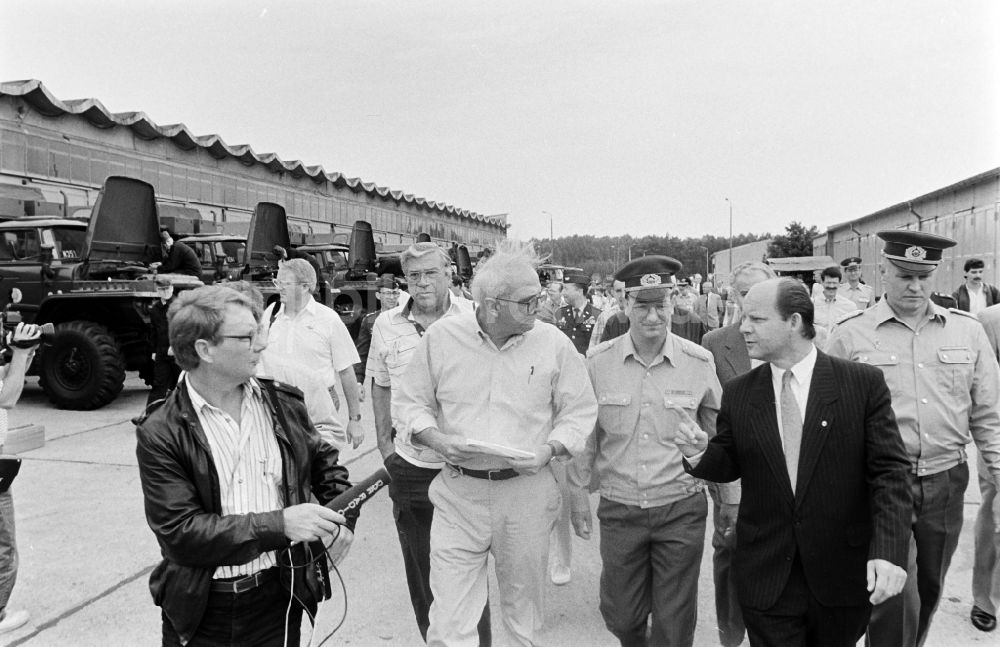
left=432, top=434, right=479, bottom=463
left=867, top=558, right=907, bottom=604
left=570, top=489, right=593, bottom=539
left=668, top=404, right=709, bottom=457
left=346, top=419, right=364, bottom=449
left=507, top=444, right=554, bottom=475
left=326, top=525, right=354, bottom=567
left=283, top=503, right=345, bottom=544
left=7, top=322, right=42, bottom=355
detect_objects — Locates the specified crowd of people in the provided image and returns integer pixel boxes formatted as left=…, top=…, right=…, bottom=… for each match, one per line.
left=119, top=229, right=1000, bottom=647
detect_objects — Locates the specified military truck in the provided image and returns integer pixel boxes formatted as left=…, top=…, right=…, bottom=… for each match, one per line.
left=0, top=176, right=201, bottom=409
left=177, top=232, right=247, bottom=285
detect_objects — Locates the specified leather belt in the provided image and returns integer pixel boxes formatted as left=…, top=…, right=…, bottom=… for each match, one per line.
left=448, top=464, right=519, bottom=481
left=210, top=567, right=277, bottom=594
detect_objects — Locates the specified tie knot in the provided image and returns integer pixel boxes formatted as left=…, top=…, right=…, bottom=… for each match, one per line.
left=782, top=370, right=794, bottom=387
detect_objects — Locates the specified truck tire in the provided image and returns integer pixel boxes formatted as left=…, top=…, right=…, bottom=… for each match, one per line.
left=38, top=320, right=126, bottom=410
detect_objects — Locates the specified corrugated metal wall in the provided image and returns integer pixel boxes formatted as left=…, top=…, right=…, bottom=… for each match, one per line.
left=817, top=169, right=1000, bottom=298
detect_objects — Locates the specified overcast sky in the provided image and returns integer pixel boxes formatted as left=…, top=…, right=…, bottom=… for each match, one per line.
left=2, top=1, right=997, bottom=242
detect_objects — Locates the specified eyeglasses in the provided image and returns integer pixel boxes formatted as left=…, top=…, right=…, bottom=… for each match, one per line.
left=378, top=289, right=401, bottom=297
left=272, top=279, right=302, bottom=288
left=219, top=331, right=264, bottom=347
left=495, top=295, right=541, bottom=315
left=405, top=269, right=443, bottom=284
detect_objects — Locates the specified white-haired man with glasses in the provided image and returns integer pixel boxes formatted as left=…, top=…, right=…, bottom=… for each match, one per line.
left=264, top=258, right=364, bottom=449
left=395, top=242, right=598, bottom=647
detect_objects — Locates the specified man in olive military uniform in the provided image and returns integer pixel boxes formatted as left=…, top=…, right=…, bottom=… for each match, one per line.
left=557, top=271, right=602, bottom=356
left=838, top=257, right=875, bottom=310
left=569, top=256, right=722, bottom=647
left=827, top=230, right=1000, bottom=647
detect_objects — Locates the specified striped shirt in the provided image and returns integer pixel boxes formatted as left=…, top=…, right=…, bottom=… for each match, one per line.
left=185, top=377, right=283, bottom=579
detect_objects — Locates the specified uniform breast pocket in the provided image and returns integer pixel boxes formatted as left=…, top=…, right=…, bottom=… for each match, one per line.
left=935, top=346, right=974, bottom=399
left=856, top=351, right=900, bottom=396
left=384, top=340, right=415, bottom=371
left=597, top=392, right=632, bottom=433
left=663, top=394, right=698, bottom=439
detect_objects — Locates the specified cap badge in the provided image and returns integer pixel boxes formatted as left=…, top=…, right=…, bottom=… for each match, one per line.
left=640, top=274, right=662, bottom=286
left=904, top=245, right=927, bottom=260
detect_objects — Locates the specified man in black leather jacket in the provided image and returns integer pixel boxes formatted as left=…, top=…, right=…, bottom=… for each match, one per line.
left=136, top=285, right=352, bottom=646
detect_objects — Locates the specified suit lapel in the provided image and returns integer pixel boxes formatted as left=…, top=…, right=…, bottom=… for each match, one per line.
left=723, top=326, right=751, bottom=380
left=794, top=351, right=838, bottom=505
left=746, top=365, right=795, bottom=503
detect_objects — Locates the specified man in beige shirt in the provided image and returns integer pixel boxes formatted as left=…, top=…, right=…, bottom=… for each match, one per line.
left=395, top=242, right=598, bottom=647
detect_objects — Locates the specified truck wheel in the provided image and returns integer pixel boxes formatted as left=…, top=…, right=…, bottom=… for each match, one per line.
left=38, top=321, right=125, bottom=410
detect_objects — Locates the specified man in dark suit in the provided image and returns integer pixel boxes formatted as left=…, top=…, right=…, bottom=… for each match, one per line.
left=675, top=277, right=912, bottom=647
left=700, top=261, right=775, bottom=647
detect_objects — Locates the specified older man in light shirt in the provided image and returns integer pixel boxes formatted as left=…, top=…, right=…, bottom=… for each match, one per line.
left=395, top=242, right=598, bottom=647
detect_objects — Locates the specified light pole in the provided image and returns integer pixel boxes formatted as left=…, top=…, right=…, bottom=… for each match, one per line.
left=542, top=210, right=554, bottom=264
left=725, top=198, right=733, bottom=274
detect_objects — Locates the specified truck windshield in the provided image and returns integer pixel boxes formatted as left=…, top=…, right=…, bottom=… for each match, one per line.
left=53, top=228, right=87, bottom=259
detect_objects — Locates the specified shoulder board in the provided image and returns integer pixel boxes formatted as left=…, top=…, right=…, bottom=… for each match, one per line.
left=680, top=343, right=713, bottom=362
left=948, top=308, right=980, bottom=320
left=259, top=377, right=305, bottom=400
left=835, top=309, right=866, bottom=325
left=587, top=338, right=617, bottom=358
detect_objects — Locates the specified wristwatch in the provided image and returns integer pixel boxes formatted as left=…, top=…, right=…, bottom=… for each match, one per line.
left=349, top=414, right=362, bottom=422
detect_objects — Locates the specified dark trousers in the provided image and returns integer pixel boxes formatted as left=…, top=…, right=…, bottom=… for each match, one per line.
left=385, top=452, right=491, bottom=645
left=597, top=492, right=707, bottom=647
left=867, top=462, right=969, bottom=647
left=742, top=554, right=871, bottom=647
left=161, top=569, right=302, bottom=647
left=147, top=356, right=181, bottom=407
left=707, top=486, right=745, bottom=647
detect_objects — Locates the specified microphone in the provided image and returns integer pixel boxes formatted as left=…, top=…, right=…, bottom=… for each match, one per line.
left=325, top=468, right=391, bottom=517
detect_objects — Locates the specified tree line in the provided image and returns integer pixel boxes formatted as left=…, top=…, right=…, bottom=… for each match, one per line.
left=528, top=221, right=819, bottom=282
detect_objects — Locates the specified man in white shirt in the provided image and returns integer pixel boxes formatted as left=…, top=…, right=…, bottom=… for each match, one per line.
left=264, top=259, right=364, bottom=448
left=953, top=258, right=1000, bottom=315
left=811, top=266, right=858, bottom=331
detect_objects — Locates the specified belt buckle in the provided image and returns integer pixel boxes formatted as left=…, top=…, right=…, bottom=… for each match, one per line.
left=487, top=469, right=503, bottom=481
left=235, top=571, right=260, bottom=594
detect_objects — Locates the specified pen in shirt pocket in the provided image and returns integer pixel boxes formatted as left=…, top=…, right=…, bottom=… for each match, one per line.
left=529, top=365, right=534, bottom=383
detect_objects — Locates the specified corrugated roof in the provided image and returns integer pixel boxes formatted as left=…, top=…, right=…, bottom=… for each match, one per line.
left=0, top=79, right=505, bottom=228
left=825, top=167, right=1000, bottom=233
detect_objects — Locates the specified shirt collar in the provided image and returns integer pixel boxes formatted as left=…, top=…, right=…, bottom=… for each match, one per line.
left=770, top=344, right=818, bottom=388
left=394, top=293, right=459, bottom=323
left=278, top=295, right=317, bottom=319
left=618, top=330, right=676, bottom=367
left=873, top=295, right=947, bottom=326
left=184, top=374, right=261, bottom=413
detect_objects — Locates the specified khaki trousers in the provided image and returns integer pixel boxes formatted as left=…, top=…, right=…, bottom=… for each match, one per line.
left=427, top=466, right=560, bottom=647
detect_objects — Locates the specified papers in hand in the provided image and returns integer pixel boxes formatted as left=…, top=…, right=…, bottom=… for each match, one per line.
left=465, top=439, right=535, bottom=460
